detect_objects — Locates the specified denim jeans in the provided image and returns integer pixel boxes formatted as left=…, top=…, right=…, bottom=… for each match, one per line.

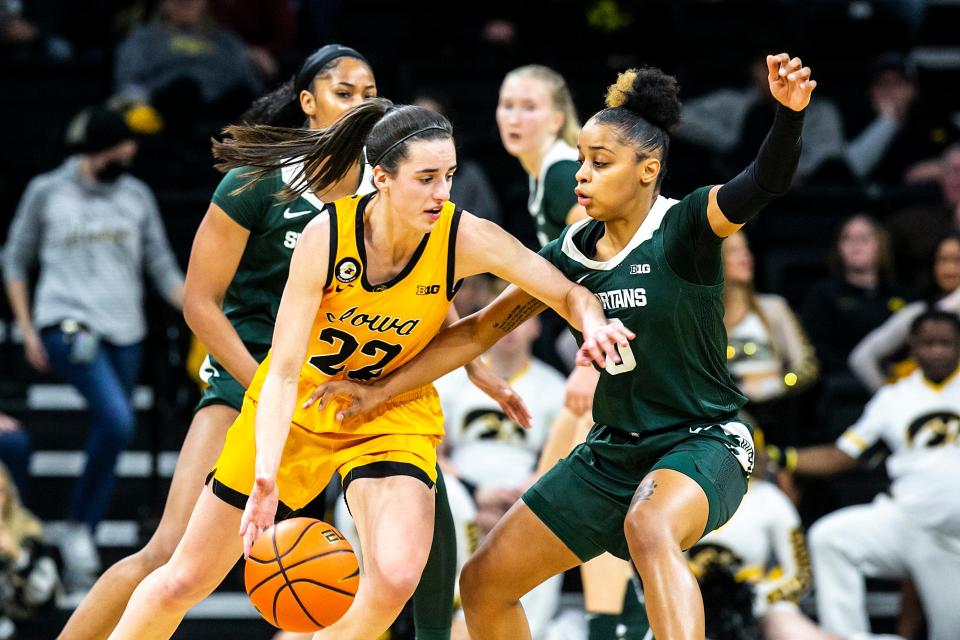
left=41, top=328, right=142, bottom=530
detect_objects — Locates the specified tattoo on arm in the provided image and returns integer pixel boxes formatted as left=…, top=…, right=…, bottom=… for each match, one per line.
left=492, top=299, right=546, bottom=334
left=630, top=479, right=657, bottom=508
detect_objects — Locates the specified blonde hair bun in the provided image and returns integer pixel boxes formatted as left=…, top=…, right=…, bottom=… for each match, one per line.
left=603, top=67, right=681, bottom=131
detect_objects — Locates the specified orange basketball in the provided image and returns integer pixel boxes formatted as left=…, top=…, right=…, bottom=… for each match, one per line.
left=244, top=517, right=359, bottom=632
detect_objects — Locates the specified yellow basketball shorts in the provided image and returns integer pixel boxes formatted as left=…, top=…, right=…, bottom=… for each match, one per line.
left=208, top=386, right=443, bottom=515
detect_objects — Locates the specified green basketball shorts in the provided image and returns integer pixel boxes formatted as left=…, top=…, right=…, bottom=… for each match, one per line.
left=523, top=416, right=753, bottom=562
left=195, top=345, right=270, bottom=413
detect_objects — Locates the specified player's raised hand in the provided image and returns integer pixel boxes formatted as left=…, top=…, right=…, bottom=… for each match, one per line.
left=466, top=359, right=533, bottom=429
left=239, top=474, right=279, bottom=559
left=767, top=53, right=816, bottom=112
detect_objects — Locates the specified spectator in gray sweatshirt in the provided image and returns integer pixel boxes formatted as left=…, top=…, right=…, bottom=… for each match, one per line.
left=2, top=105, right=183, bottom=589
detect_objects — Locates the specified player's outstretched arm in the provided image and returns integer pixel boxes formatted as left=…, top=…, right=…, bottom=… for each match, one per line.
left=707, top=53, right=816, bottom=238
left=305, top=214, right=634, bottom=421
left=239, top=214, right=331, bottom=557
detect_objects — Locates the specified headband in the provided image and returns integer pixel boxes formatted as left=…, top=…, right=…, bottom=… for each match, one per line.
left=371, top=126, right=449, bottom=167
left=294, top=44, right=368, bottom=93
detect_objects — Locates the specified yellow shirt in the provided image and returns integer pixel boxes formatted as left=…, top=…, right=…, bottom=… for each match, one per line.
left=246, top=192, right=461, bottom=434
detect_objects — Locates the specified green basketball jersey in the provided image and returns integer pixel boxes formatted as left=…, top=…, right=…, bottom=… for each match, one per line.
left=541, top=186, right=746, bottom=434
left=529, top=140, right=579, bottom=246
left=211, top=164, right=372, bottom=346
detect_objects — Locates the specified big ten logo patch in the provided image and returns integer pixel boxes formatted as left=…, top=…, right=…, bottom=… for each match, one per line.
left=630, top=264, right=651, bottom=275
left=416, top=284, right=441, bottom=295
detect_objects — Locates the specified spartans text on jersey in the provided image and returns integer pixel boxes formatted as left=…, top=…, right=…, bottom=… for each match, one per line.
left=595, top=288, right=647, bottom=311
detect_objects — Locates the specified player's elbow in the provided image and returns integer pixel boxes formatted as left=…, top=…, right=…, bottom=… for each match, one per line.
left=182, top=287, right=215, bottom=334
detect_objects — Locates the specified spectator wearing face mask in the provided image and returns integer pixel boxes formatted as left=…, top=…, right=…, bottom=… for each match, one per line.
left=2, top=104, right=183, bottom=590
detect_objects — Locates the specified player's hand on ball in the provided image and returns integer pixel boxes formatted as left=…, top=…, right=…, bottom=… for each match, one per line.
left=577, top=317, right=635, bottom=368
left=240, top=474, right=279, bottom=559
left=466, top=359, right=533, bottom=429
left=767, top=53, right=816, bottom=112
left=302, top=379, right=387, bottom=422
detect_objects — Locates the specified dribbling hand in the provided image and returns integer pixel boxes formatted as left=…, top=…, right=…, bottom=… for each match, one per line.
left=767, top=53, right=817, bottom=112
left=240, top=475, right=279, bottom=559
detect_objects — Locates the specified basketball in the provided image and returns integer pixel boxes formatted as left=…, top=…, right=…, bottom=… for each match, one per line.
left=244, top=517, right=359, bottom=632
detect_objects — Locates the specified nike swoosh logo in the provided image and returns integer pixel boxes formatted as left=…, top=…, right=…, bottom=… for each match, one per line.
left=576, top=274, right=589, bottom=284
left=283, top=208, right=313, bottom=219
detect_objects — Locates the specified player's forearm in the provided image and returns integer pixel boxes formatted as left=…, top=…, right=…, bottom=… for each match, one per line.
left=794, top=445, right=858, bottom=476
left=381, top=318, right=488, bottom=399
left=561, top=284, right=607, bottom=334
left=184, top=295, right=260, bottom=387
left=253, top=373, right=296, bottom=480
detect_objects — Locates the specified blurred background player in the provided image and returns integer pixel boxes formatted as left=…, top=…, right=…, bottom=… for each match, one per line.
left=771, top=309, right=960, bottom=640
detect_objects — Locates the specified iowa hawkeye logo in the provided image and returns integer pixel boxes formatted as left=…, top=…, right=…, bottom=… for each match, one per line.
left=335, top=258, right=360, bottom=284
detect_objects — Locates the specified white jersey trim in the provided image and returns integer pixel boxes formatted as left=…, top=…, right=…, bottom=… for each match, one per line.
left=527, top=139, right=578, bottom=216
left=560, top=194, right=678, bottom=270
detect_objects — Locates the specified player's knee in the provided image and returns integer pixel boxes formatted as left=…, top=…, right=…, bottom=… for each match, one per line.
left=460, top=555, right=486, bottom=611
left=152, top=565, right=215, bottom=609
left=368, top=564, right=423, bottom=611
left=624, top=512, right=675, bottom=560
left=460, top=551, right=502, bottom=611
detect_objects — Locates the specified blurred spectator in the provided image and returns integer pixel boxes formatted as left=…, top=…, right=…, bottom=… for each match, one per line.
left=413, top=88, right=503, bottom=225
left=0, top=0, right=72, bottom=60
left=435, top=278, right=566, bottom=638
left=723, top=232, right=819, bottom=443
left=885, top=142, right=960, bottom=289
left=676, top=55, right=855, bottom=184
left=0, top=462, right=57, bottom=640
left=775, top=310, right=960, bottom=640
left=114, top=0, right=263, bottom=127
left=692, top=429, right=832, bottom=640
left=849, top=232, right=960, bottom=391
left=801, top=214, right=910, bottom=378
left=209, top=0, right=296, bottom=81
left=0, top=414, right=30, bottom=506
left=844, top=52, right=954, bottom=187
left=2, top=104, right=184, bottom=589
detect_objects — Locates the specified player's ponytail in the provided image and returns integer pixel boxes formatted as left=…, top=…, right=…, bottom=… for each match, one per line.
left=593, top=67, right=682, bottom=190
left=213, top=98, right=393, bottom=200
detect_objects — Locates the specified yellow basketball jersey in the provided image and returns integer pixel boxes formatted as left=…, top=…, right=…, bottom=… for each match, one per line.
left=246, top=192, right=461, bottom=434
